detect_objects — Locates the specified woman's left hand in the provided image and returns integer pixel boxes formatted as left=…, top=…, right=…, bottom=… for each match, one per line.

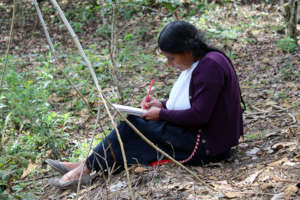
left=142, top=107, right=161, bottom=121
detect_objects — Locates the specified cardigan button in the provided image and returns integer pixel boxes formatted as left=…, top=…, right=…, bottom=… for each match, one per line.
left=202, top=139, right=206, bottom=144
left=189, top=96, right=192, bottom=99
left=205, top=149, right=210, bottom=155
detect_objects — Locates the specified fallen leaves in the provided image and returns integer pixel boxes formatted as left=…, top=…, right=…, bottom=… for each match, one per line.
left=134, top=167, right=148, bottom=174
left=21, top=160, right=37, bottom=179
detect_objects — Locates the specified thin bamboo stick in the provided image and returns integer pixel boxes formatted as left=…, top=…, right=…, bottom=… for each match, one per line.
left=0, top=0, right=16, bottom=153
left=32, top=0, right=91, bottom=112
left=0, top=0, right=16, bottom=94
left=48, top=0, right=135, bottom=199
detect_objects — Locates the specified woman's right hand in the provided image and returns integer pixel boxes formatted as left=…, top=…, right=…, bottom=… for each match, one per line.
left=140, top=95, right=162, bottom=110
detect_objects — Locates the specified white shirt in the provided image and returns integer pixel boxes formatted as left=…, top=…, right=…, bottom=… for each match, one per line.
left=166, top=61, right=199, bottom=110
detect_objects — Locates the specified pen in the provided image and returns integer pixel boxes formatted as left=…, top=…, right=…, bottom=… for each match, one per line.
left=143, top=78, right=154, bottom=109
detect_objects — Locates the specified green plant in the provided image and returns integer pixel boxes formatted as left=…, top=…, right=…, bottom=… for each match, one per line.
left=276, top=37, right=297, bottom=53
left=0, top=54, right=74, bottom=197
left=280, top=63, right=297, bottom=81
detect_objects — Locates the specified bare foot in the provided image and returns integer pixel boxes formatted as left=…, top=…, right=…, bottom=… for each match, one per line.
left=60, top=163, right=91, bottom=183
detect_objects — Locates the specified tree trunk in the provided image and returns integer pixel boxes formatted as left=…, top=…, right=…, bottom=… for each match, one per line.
left=285, top=0, right=298, bottom=41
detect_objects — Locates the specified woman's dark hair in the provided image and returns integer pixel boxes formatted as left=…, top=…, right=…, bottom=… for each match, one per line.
left=158, top=21, right=207, bottom=58
left=158, top=20, right=246, bottom=111
left=158, top=20, right=226, bottom=60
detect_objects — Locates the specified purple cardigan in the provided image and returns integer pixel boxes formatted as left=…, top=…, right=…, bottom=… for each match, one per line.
left=159, top=51, right=243, bottom=156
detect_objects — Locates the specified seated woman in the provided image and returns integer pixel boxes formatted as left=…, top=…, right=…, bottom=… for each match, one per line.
left=47, top=20, right=244, bottom=188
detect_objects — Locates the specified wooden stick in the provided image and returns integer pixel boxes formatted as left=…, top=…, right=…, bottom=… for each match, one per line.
left=77, top=102, right=101, bottom=195
left=272, top=176, right=300, bottom=183
left=0, top=0, right=16, bottom=152
left=48, top=1, right=135, bottom=199
left=0, top=0, right=16, bottom=94
left=32, top=0, right=91, bottom=112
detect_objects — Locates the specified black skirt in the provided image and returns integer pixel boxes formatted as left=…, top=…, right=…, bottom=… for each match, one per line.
left=86, top=115, right=231, bottom=172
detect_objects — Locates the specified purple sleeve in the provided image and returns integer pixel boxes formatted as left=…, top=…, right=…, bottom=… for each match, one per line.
left=161, top=100, right=167, bottom=108
left=159, top=59, right=224, bottom=127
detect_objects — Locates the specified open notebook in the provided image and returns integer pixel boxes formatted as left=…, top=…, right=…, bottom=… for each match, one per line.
left=112, top=104, right=147, bottom=116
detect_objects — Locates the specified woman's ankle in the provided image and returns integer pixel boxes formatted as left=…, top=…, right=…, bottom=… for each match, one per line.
left=62, top=161, right=82, bottom=170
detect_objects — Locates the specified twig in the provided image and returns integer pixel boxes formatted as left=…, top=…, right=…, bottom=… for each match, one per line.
left=244, top=104, right=300, bottom=116
left=0, top=0, right=16, bottom=152
left=32, top=0, right=91, bottom=112
left=76, top=101, right=101, bottom=196
left=272, top=176, right=300, bottom=183
left=287, top=113, right=297, bottom=124
left=0, top=0, right=16, bottom=95
left=12, top=173, right=58, bottom=184
left=49, top=1, right=135, bottom=199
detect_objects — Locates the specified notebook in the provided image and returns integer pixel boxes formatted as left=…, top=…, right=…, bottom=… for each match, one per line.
left=112, top=104, right=147, bottom=116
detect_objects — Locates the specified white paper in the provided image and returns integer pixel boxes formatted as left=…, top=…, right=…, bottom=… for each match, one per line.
left=112, top=104, right=147, bottom=116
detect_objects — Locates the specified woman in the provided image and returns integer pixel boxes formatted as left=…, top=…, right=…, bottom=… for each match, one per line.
left=48, top=21, right=244, bottom=188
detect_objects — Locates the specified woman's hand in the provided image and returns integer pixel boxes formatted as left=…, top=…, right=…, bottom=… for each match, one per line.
left=142, top=106, right=161, bottom=121
left=140, top=95, right=162, bottom=110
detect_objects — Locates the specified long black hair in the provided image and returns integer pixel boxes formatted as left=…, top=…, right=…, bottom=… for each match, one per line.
left=158, top=20, right=227, bottom=60
left=158, top=21, right=246, bottom=111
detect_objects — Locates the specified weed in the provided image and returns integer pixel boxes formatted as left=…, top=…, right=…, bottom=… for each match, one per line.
left=280, top=63, right=297, bottom=81
left=0, top=54, right=73, bottom=197
left=276, top=37, right=297, bottom=53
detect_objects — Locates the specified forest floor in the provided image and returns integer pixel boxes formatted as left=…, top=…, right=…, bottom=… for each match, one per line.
left=1, top=0, right=300, bottom=199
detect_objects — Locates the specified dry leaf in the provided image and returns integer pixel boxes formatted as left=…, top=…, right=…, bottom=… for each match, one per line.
left=224, top=192, right=241, bottom=198
left=262, top=57, right=270, bottom=63
left=109, top=181, right=126, bottom=192
left=48, top=94, right=64, bottom=103
left=268, top=157, right=289, bottom=167
left=272, top=142, right=297, bottom=152
left=240, top=169, right=263, bottom=185
left=21, top=160, right=37, bottom=179
left=261, top=183, right=275, bottom=190
left=265, top=100, right=277, bottom=106
left=271, top=193, right=285, bottom=200
left=282, top=184, right=298, bottom=199
left=134, top=167, right=148, bottom=173
left=246, top=147, right=261, bottom=156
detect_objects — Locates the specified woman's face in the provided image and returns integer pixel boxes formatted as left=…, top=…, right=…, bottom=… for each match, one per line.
left=161, top=51, right=195, bottom=71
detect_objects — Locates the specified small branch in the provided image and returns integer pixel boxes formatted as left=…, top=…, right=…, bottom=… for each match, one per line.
left=12, top=173, right=58, bottom=184
left=76, top=101, right=101, bottom=196
left=49, top=0, right=134, bottom=199
left=287, top=113, right=297, bottom=124
left=0, top=0, right=16, bottom=94
left=0, top=0, right=16, bottom=153
left=272, top=176, right=300, bottom=183
left=244, top=104, right=299, bottom=116
left=32, top=0, right=91, bottom=112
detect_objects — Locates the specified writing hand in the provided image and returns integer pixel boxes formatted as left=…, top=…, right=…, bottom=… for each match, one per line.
left=141, top=106, right=161, bottom=121
left=140, top=95, right=162, bottom=110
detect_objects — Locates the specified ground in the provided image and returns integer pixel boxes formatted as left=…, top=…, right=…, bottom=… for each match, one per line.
left=0, top=0, right=299, bottom=199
